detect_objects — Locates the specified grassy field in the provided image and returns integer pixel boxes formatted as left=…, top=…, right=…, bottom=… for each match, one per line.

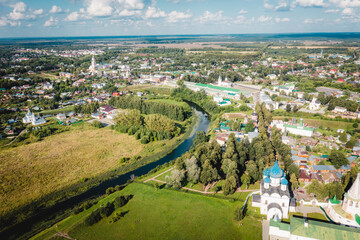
left=273, top=116, right=355, bottom=130
left=33, top=183, right=262, bottom=240
left=147, top=98, right=188, bottom=107
left=0, top=124, right=184, bottom=219
left=307, top=212, right=328, bottom=221
left=41, top=106, right=75, bottom=115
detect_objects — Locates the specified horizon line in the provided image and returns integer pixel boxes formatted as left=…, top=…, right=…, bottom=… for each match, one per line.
left=1, top=31, right=360, bottom=40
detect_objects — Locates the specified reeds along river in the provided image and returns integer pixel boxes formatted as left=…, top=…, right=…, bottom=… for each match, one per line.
left=0, top=104, right=210, bottom=240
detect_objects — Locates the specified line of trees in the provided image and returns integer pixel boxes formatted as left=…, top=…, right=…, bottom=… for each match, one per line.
left=109, top=95, right=190, bottom=121
left=74, top=102, right=99, bottom=115
left=171, top=87, right=220, bottom=115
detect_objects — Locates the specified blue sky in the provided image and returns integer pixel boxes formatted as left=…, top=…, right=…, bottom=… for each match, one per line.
left=0, top=0, right=359, bottom=38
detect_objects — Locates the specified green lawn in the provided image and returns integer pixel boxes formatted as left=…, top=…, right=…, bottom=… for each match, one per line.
left=273, top=116, right=354, bottom=130
left=41, top=106, right=75, bottom=115
left=307, top=212, right=328, bottom=221
left=147, top=98, right=188, bottom=108
left=33, top=183, right=262, bottom=240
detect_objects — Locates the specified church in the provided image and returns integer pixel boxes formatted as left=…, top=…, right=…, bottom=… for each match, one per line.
left=89, top=55, right=97, bottom=75
left=22, top=110, right=46, bottom=126
left=252, top=160, right=296, bottom=220
left=325, top=173, right=360, bottom=227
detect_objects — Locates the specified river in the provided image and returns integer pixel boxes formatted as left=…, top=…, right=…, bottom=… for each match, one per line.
left=1, top=106, right=209, bottom=240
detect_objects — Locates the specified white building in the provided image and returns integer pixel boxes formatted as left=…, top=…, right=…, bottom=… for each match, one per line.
left=252, top=160, right=296, bottom=220
left=259, top=91, right=279, bottom=110
left=333, top=106, right=347, bottom=113
left=325, top=173, right=360, bottom=228
left=273, top=118, right=314, bottom=137
left=89, top=55, right=97, bottom=75
left=22, top=110, right=46, bottom=125
left=309, top=97, right=321, bottom=110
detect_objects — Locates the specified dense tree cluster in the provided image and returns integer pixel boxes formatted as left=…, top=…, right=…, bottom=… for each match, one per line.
left=74, top=102, right=99, bottom=115
left=171, top=87, right=220, bottom=115
left=164, top=103, right=297, bottom=195
left=113, top=110, right=180, bottom=144
left=109, top=95, right=190, bottom=121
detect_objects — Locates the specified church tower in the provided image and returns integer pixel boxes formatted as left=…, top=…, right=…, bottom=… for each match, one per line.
left=218, top=75, right=222, bottom=86
left=89, top=55, right=97, bottom=75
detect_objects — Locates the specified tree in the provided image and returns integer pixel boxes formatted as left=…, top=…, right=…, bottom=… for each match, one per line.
left=241, top=174, right=251, bottom=189
left=290, top=173, right=299, bottom=191
left=170, top=169, right=185, bottom=189
left=92, top=120, right=103, bottom=128
left=144, top=114, right=176, bottom=133
left=234, top=205, right=245, bottom=221
left=339, top=131, right=348, bottom=143
left=246, top=160, right=259, bottom=182
left=115, top=109, right=142, bottom=126
left=305, top=145, right=311, bottom=152
left=200, top=160, right=219, bottom=185
left=185, top=156, right=201, bottom=184
left=326, top=182, right=344, bottom=200
left=192, top=131, right=209, bottom=147
left=221, top=159, right=238, bottom=177
left=286, top=104, right=291, bottom=112
left=244, top=122, right=254, bottom=133
left=353, top=122, right=359, bottom=128
left=177, top=79, right=184, bottom=88
left=223, top=175, right=238, bottom=195
left=345, top=137, right=357, bottom=149
left=306, top=180, right=328, bottom=199
left=328, top=150, right=349, bottom=169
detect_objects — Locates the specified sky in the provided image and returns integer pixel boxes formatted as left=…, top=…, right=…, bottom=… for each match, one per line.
left=0, top=0, right=360, bottom=38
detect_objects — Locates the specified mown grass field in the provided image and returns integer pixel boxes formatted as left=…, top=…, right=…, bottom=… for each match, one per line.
left=147, top=98, right=188, bottom=107
left=40, top=106, right=75, bottom=115
left=0, top=124, right=183, bottom=219
left=273, top=116, right=355, bottom=130
left=33, top=183, right=262, bottom=240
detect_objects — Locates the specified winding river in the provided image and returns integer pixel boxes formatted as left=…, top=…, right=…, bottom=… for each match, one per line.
left=1, top=105, right=210, bottom=240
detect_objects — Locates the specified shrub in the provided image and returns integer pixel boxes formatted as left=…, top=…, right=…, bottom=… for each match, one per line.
left=99, top=202, right=115, bottom=218
left=234, top=205, right=245, bottom=221
left=92, top=120, right=103, bottom=128
left=84, top=209, right=102, bottom=226
left=114, top=195, right=133, bottom=208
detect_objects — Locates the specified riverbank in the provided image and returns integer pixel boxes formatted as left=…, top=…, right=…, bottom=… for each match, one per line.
left=0, top=108, right=203, bottom=240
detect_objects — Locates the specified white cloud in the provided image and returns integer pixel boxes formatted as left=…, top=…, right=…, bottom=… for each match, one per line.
left=65, top=12, right=79, bottom=21
left=292, top=0, right=326, bottom=7
left=239, top=9, right=248, bottom=14
left=199, top=10, right=223, bottom=23
left=258, top=15, right=272, bottom=22
left=325, top=9, right=340, bottom=13
left=304, top=18, right=323, bottom=23
left=144, top=6, right=166, bottom=19
left=329, top=0, right=360, bottom=8
left=118, top=9, right=141, bottom=16
left=8, top=2, right=27, bottom=21
left=26, top=23, right=32, bottom=27
left=49, top=5, right=63, bottom=14
left=264, top=0, right=290, bottom=11
left=33, top=9, right=43, bottom=15
left=234, top=15, right=255, bottom=24
left=0, top=17, right=8, bottom=27
left=84, top=0, right=145, bottom=17
left=44, top=16, right=58, bottom=27
left=342, top=7, right=355, bottom=15
left=86, top=0, right=113, bottom=17
left=167, top=10, right=192, bottom=23
left=275, top=17, right=290, bottom=22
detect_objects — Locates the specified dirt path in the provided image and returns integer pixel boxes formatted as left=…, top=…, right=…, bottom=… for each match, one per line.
left=144, top=167, right=175, bottom=183
left=5, top=129, right=26, bottom=146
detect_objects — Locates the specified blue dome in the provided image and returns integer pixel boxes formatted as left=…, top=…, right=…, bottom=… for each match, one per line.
left=263, top=168, right=268, bottom=176
left=281, top=178, right=288, bottom=185
left=264, top=177, right=271, bottom=183
left=269, top=160, right=284, bottom=178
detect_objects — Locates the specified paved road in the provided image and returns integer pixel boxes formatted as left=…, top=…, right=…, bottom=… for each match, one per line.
left=262, top=220, right=269, bottom=240
left=296, top=205, right=324, bottom=216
